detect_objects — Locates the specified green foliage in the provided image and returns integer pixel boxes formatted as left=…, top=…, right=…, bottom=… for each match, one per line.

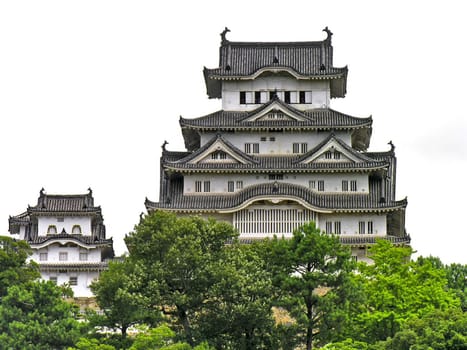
left=349, top=241, right=461, bottom=343
left=0, top=281, right=84, bottom=349
left=444, top=262, right=467, bottom=311
left=129, top=324, right=214, bottom=350
left=69, top=338, right=116, bottom=350
left=90, top=258, right=154, bottom=341
left=124, top=210, right=238, bottom=346
left=198, top=244, right=277, bottom=349
left=0, top=236, right=39, bottom=296
left=264, top=222, right=355, bottom=350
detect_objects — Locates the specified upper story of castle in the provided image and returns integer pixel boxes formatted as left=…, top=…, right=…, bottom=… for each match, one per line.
left=203, top=27, right=347, bottom=111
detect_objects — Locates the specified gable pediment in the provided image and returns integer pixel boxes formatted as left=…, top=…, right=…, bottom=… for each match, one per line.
left=187, top=138, right=253, bottom=165
left=298, top=138, right=365, bottom=165
left=241, top=100, right=308, bottom=123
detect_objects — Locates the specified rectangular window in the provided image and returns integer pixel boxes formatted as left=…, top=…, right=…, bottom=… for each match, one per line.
left=236, top=181, right=243, bottom=190
left=268, top=174, right=284, bottom=180
left=240, top=91, right=246, bottom=104
left=255, top=91, right=261, bottom=104
left=49, top=276, right=57, bottom=284
left=59, top=252, right=68, bottom=261
left=39, top=253, right=48, bottom=261
left=350, top=180, right=357, bottom=192
left=359, top=221, right=366, bottom=234
left=299, top=91, right=306, bottom=104
left=228, top=181, right=234, bottom=192
left=301, top=143, right=308, bottom=153
left=245, top=143, right=259, bottom=154
left=203, top=181, right=211, bottom=193
left=309, top=180, right=316, bottom=190
left=260, top=136, right=267, bottom=142
left=334, top=221, right=341, bottom=235
left=245, top=91, right=254, bottom=104
left=284, top=91, right=291, bottom=103
left=318, top=180, right=325, bottom=192
left=325, top=222, right=333, bottom=234
left=79, top=252, right=88, bottom=261
left=342, top=180, right=349, bottom=192
left=269, top=137, right=276, bottom=142
left=368, top=221, right=374, bottom=234
left=290, top=91, right=298, bottom=103
left=293, top=143, right=300, bottom=154
left=57, top=217, right=64, bottom=222
left=325, top=151, right=332, bottom=159
left=69, top=277, right=78, bottom=286
left=195, top=181, right=202, bottom=193
left=334, top=151, right=341, bottom=160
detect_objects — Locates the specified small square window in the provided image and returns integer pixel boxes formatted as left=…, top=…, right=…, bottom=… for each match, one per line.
left=39, top=253, right=48, bottom=261
left=49, top=276, right=57, bottom=284
left=79, top=252, right=88, bottom=261
left=69, top=277, right=78, bottom=286
left=59, top=252, right=68, bottom=261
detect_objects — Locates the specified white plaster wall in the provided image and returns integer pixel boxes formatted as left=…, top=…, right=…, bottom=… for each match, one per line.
left=38, top=216, right=92, bottom=236
left=41, top=270, right=99, bottom=298
left=316, top=213, right=386, bottom=235
left=200, top=131, right=351, bottom=152
left=32, top=243, right=102, bottom=263
left=184, top=173, right=369, bottom=194
left=222, top=77, right=330, bottom=111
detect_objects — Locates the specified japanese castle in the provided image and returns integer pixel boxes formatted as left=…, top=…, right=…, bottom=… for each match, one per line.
left=9, top=189, right=114, bottom=297
left=146, top=28, right=410, bottom=261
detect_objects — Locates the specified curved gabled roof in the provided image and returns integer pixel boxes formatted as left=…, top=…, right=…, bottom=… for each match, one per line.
left=180, top=102, right=372, bottom=152
left=146, top=181, right=407, bottom=213
left=204, top=28, right=347, bottom=98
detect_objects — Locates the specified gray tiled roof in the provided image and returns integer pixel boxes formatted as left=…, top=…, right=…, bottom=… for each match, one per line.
left=146, top=180, right=407, bottom=213
left=180, top=102, right=372, bottom=152
left=180, top=103, right=372, bottom=130
left=164, top=134, right=388, bottom=173
left=204, top=29, right=347, bottom=98
left=28, top=233, right=113, bottom=246
left=26, top=189, right=101, bottom=215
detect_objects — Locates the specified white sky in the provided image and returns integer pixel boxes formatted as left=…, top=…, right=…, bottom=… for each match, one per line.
left=1, top=1, right=466, bottom=264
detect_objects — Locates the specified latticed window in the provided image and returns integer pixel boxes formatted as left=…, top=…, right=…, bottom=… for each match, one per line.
left=59, top=252, right=68, bottom=261
left=325, top=151, right=333, bottom=159
left=309, top=180, right=316, bottom=190
left=49, top=276, right=57, bottom=284
left=195, top=181, right=202, bottom=192
left=350, top=180, right=357, bottom=192
left=39, top=253, right=48, bottom=261
left=326, top=221, right=333, bottom=233
left=334, top=221, right=341, bottom=234
left=203, top=181, right=211, bottom=192
left=69, top=277, right=78, bottom=286
left=233, top=208, right=316, bottom=237
left=368, top=221, right=374, bottom=234
left=269, top=174, right=284, bottom=180
left=228, top=181, right=234, bottom=192
left=318, top=180, right=325, bottom=191
left=342, top=180, right=349, bottom=192
left=359, top=221, right=366, bottom=234
left=334, top=151, right=341, bottom=160
left=79, top=252, right=88, bottom=261
left=236, top=181, right=243, bottom=190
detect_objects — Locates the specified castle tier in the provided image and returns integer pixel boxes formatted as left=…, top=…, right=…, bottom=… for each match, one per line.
left=146, top=28, right=409, bottom=262
left=9, top=189, right=114, bottom=297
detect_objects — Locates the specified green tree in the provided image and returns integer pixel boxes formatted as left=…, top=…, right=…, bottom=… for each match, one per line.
left=350, top=241, right=460, bottom=343
left=199, top=244, right=277, bottom=349
left=444, top=262, right=467, bottom=311
left=265, top=222, right=354, bottom=350
left=90, top=258, right=153, bottom=342
left=0, top=281, right=84, bottom=349
left=0, top=236, right=39, bottom=296
left=124, top=210, right=238, bottom=346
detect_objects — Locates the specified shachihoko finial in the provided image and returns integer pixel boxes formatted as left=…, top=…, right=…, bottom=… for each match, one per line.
left=221, top=27, right=230, bottom=44
left=388, top=140, right=395, bottom=151
left=323, top=26, right=333, bottom=41
left=162, top=140, right=169, bottom=151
